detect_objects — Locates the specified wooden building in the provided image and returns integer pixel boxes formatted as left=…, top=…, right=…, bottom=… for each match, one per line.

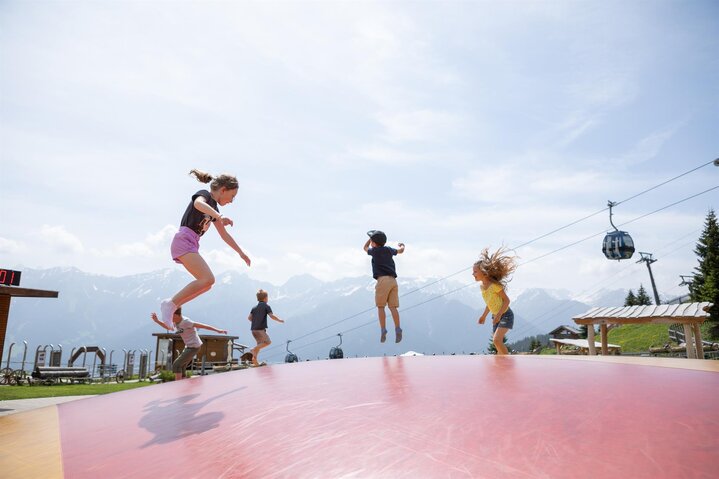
left=152, top=332, right=243, bottom=371
left=548, top=325, right=582, bottom=341
left=573, top=302, right=713, bottom=358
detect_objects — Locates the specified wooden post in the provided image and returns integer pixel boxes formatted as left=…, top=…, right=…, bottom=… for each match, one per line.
left=683, top=323, right=696, bottom=359
left=587, top=324, right=597, bottom=356
left=600, top=324, right=608, bottom=356
left=0, top=294, right=10, bottom=361
left=693, top=323, right=704, bottom=359
left=555, top=342, right=562, bottom=355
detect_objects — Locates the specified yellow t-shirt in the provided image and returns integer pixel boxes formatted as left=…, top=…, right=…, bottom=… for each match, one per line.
left=481, top=282, right=505, bottom=315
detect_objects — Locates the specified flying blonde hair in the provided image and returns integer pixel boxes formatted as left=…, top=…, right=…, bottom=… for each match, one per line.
left=474, top=247, right=517, bottom=286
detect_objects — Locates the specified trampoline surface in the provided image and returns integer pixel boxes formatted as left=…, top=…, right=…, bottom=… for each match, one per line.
left=1, top=355, right=718, bottom=478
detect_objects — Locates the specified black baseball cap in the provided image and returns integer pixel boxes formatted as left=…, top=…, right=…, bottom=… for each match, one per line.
left=367, top=230, right=387, bottom=245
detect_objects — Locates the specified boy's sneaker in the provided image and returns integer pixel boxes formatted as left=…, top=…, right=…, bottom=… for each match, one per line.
left=395, top=327, right=403, bottom=343
left=160, top=299, right=177, bottom=329
left=380, top=328, right=388, bottom=343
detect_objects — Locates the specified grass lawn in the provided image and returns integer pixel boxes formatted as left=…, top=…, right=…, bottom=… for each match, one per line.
left=0, top=381, right=155, bottom=401
left=606, top=323, right=671, bottom=352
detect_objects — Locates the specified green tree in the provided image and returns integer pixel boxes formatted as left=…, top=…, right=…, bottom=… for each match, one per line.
left=689, top=209, right=719, bottom=325
left=624, top=289, right=637, bottom=306
left=636, top=284, right=653, bottom=305
left=578, top=325, right=588, bottom=339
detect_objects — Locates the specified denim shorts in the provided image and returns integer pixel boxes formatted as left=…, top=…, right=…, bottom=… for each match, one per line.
left=171, top=226, right=200, bottom=263
left=492, top=308, right=514, bottom=332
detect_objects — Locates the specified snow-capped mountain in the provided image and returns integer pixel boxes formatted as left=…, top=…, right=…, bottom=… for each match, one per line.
left=2, top=267, right=629, bottom=363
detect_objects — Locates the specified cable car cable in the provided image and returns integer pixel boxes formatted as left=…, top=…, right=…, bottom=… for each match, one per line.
left=263, top=180, right=718, bottom=358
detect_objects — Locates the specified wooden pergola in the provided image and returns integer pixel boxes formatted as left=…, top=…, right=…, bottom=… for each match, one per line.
left=0, top=285, right=59, bottom=360
left=573, top=302, right=713, bottom=359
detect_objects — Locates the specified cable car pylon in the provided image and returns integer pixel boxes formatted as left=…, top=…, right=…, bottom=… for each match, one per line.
left=637, top=252, right=661, bottom=305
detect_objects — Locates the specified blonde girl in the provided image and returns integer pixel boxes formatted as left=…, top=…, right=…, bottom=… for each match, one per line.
left=159, top=169, right=251, bottom=328
left=472, top=247, right=517, bottom=355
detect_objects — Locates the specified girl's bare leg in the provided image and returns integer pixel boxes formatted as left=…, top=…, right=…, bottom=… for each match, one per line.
left=172, top=253, right=215, bottom=307
left=493, top=327, right=510, bottom=355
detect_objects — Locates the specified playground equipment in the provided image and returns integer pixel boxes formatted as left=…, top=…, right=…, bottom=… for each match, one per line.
left=285, top=340, right=299, bottom=363
left=602, top=200, right=635, bottom=260
left=31, top=366, right=90, bottom=385
left=1, top=343, right=12, bottom=384
left=329, top=333, right=344, bottom=359
left=49, top=344, right=63, bottom=367
left=10, top=341, right=30, bottom=385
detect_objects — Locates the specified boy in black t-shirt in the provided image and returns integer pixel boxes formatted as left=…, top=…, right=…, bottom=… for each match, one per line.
left=364, top=230, right=406, bottom=343
left=248, top=289, right=285, bottom=366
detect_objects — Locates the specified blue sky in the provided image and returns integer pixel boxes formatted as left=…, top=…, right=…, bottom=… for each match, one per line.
left=1, top=1, right=717, bottom=300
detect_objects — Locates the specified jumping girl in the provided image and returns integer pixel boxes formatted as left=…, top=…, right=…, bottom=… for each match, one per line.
left=472, top=247, right=517, bottom=355
left=158, top=169, right=251, bottom=328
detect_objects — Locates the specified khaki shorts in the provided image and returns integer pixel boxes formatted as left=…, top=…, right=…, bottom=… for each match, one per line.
left=252, top=329, right=271, bottom=345
left=172, top=346, right=200, bottom=373
left=375, top=276, right=399, bottom=308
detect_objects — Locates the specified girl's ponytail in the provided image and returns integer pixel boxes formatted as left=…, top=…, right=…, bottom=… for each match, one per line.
left=189, top=169, right=213, bottom=184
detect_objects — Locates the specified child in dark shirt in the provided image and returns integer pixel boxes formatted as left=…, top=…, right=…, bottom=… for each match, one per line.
left=364, top=230, right=405, bottom=343
left=158, top=169, right=252, bottom=329
left=248, top=289, right=285, bottom=366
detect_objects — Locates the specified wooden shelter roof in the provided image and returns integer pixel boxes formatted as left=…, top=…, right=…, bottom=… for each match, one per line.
left=550, top=338, right=621, bottom=349
left=0, top=285, right=59, bottom=298
left=573, top=302, right=712, bottom=325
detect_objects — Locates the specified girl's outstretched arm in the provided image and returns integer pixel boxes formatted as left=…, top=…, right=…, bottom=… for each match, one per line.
left=213, top=220, right=251, bottom=266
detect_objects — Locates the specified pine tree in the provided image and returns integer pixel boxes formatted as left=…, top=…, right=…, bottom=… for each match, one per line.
left=689, top=209, right=719, bottom=324
left=624, top=289, right=637, bottom=306
left=636, top=284, right=653, bottom=305
left=579, top=325, right=588, bottom=338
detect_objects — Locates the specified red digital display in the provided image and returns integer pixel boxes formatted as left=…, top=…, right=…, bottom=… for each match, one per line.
left=0, top=269, right=21, bottom=286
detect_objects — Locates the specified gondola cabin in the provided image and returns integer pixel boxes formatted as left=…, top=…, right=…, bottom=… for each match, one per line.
left=602, top=230, right=635, bottom=260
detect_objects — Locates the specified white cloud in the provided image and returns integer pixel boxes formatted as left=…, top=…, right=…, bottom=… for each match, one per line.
left=620, top=125, right=682, bottom=166
left=376, top=109, right=465, bottom=144
left=1, top=1, right=715, bottom=299
left=91, top=225, right=176, bottom=258
left=40, top=225, right=84, bottom=254
left=0, top=237, right=24, bottom=255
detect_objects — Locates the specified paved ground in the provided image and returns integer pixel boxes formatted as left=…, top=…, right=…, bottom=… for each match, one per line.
left=0, top=395, right=95, bottom=417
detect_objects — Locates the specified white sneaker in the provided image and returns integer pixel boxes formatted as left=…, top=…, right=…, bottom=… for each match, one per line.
left=160, top=299, right=177, bottom=329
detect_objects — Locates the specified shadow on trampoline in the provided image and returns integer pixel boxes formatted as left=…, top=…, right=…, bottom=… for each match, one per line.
left=139, top=387, right=246, bottom=448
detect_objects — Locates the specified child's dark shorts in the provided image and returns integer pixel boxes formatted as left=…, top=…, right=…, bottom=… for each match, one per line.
left=492, top=308, right=514, bottom=333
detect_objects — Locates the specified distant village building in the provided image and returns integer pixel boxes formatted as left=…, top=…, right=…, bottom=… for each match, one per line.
left=548, top=325, right=582, bottom=340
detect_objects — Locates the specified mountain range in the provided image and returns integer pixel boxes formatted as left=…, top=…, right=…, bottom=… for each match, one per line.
left=2, top=267, right=637, bottom=365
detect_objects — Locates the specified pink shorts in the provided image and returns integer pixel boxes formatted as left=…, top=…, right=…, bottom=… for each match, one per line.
left=171, top=227, right=200, bottom=263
